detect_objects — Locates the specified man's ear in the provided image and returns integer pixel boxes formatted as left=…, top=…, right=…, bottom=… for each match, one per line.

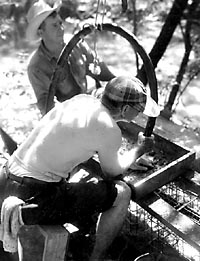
left=37, top=28, right=43, bottom=37
left=121, top=104, right=129, bottom=117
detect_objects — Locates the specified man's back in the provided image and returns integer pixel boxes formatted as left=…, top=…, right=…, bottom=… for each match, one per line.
left=10, top=94, right=119, bottom=180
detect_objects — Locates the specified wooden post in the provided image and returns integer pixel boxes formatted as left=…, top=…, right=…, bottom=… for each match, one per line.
left=18, top=225, right=70, bottom=261
left=39, top=225, right=70, bottom=261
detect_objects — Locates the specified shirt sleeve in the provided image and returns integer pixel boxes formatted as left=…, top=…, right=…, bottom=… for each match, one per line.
left=27, top=65, right=55, bottom=116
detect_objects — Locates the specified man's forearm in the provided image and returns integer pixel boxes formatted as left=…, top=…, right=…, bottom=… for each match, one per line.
left=118, top=145, right=145, bottom=174
left=96, top=61, right=115, bottom=81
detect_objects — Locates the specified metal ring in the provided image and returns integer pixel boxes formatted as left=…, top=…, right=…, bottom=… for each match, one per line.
left=47, top=23, right=158, bottom=136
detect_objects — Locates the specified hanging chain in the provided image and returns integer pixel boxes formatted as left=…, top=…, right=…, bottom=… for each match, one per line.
left=102, top=0, right=107, bottom=25
left=94, top=0, right=107, bottom=26
left=89, top=0, right=107, bottom=75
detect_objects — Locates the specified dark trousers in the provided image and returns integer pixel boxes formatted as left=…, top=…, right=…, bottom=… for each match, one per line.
left=0, top=163, right=117, bottom=233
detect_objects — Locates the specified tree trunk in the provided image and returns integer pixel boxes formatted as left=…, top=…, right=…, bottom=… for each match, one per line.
left=162, top=0, right=199, bottom=118
left=137, top=0, right=189, bottom=85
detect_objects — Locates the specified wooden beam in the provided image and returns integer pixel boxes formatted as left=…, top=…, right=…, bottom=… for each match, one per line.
left=18, top=225, right=70, bottom=261
left=127, top=150, right=195, bottom=200
left=39, top=225, right=70, bottom=261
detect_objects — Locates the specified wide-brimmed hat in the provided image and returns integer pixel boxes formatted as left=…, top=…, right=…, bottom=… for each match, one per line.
left=103, top=76, right=160, bottom=117
left=26, top=0, right=62, bottom=42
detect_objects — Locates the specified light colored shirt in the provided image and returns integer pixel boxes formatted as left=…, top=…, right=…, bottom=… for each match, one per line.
left=28, top=40, right=114, bottom=116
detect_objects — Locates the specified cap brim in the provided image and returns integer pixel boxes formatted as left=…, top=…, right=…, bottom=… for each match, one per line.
left=26, top=8, right=58, bottom=42
left=143, top=95, right=160, bottom=117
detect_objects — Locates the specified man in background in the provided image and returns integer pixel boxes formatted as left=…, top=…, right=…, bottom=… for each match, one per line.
left=26, top=0, right=115, bottom=116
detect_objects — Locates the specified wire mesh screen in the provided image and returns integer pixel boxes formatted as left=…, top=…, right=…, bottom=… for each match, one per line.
left=125, top=180, right=200, bottom=261
left=157, top=181, right=200, bottom=226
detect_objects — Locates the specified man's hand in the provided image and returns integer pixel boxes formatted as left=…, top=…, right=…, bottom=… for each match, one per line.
left=129, top=153, right=154, bottom=171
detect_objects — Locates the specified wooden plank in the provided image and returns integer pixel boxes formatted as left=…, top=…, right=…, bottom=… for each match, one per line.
left=38, top=225, right=70, bottom=261
left=18, top=225, right=70, bottom=261
left=126, top=150, right=195, bottom=200
left=139, top=196, right=200, bottom=252
left=18, top=225, right=44, bottom=261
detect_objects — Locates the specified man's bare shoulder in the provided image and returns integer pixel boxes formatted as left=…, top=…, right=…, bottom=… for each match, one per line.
left=61, top=94, right=98, bottom=108
left=96, top=109, right=117, bottom=129
left=61, top=94, right=120, bottom=136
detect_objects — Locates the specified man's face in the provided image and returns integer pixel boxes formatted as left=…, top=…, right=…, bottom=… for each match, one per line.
left=120, top=105, right=140, bottom=122
left=112, top=105, right=140, bottom=123
left=41, top=13, right=64, bottom=44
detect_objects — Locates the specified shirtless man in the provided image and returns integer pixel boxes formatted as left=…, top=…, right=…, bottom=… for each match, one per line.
left=0, top=76, right=159, bottom=260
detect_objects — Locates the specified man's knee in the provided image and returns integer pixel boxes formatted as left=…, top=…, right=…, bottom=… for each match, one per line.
left=114, top=181, right=131, bottom=206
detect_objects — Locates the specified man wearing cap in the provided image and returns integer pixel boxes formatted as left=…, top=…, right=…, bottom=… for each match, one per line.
left=0, top=76, right=159, bottom=260
left=26, top=0, right=115, bottom=116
